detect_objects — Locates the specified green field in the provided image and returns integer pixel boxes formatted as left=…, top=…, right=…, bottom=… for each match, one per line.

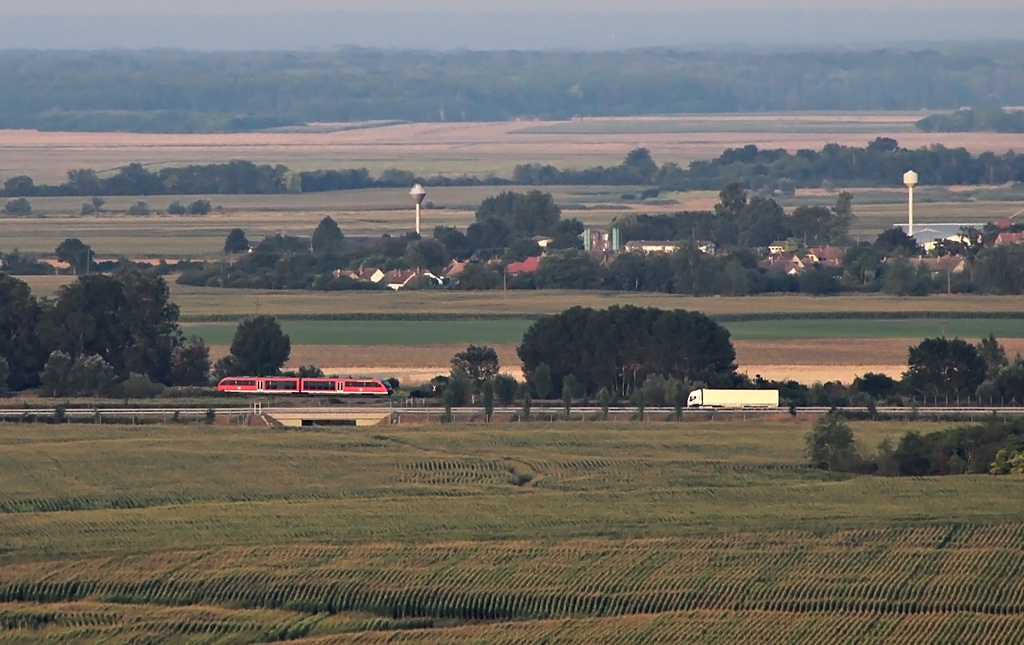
left=181, top=317, right=1024, bottom=347
left=3, top=420, right=1024, bottom=643
left=183, top=319, right=535, bottom=345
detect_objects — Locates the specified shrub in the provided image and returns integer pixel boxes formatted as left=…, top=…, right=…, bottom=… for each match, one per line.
left=80, top=201, right=97, bottom=215
left=167, top=200, right=187, bottom=215
left=117, top=373, right=165, bottom=399
left=4, top=197, right=31, bottom=216
left=188, top=199, right=212, bottom=215
left=127, top=201, right=150, bottom=216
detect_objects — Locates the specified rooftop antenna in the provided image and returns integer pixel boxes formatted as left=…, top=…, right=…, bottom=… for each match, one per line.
left=410, top=184, right=426, bottom=235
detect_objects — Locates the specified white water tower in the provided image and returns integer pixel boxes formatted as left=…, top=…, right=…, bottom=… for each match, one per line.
left=903, top=170, right=918, bottom=237
left=410, top=184, right=426, bottom=235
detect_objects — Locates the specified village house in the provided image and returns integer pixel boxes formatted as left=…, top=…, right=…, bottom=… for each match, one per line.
left=758, top=253, right=806, bottom=276
left=805, top=246, right=844, bottom=267
left=505, top=256, right=541, bottom=276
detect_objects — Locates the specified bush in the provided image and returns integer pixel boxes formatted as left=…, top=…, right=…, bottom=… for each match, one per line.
left=167, top=200, right=187, bottom=215
left=4, top=197, right=32, bottom=216
left=188, top=199, right=212, bottom=215
left=40, top=351, right=119, bottom=397
left=127, top=201, right=150, bottom=216
left=117, top=373, right=165, bottom=399
left=80, top=201, right=97, bottom=215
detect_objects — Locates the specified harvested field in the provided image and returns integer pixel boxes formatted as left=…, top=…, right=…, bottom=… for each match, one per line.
left=8, top=116, right=1024, bottom=183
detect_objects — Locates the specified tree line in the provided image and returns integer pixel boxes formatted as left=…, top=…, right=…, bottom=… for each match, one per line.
left=3, top=46, right=1024, bottom=132
left=5, top=139, right=1024, bottom=204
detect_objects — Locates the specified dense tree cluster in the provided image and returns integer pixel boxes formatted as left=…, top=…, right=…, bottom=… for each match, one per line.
left=806, top=414, right=1024, bottom=478
left=517, top=306, right=739, bottom=397
left=0, top=271, right=210, bottom=394
left=3, top=47, right=1024, bottom=132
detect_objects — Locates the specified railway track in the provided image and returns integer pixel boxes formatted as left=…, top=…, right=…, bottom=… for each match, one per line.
left=2, top=405, right=1024, bottom=421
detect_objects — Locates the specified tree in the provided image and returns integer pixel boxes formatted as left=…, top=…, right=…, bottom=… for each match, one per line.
left=622, top=147, right=659, bottom=184
left=38, top=271, right=182, bottom=385
left=220, top=315, right=291, bottom=376
left=66, top=169, right=101, bottom=195
left=167, top=200, right=187, bottom=215
left=311, top=215, right=344, bottom=253
left=904, top=337, right=987, bottom=398
left=597, top=386, right=611, bottom=420
left=126, top=201, right=151, bottom=216
left=976, top=334, right=1008, bottom=378
left=223, top=228, right=250, bottom=254
left=404, top=238, right=449, bottom=273
left=493, top=374, right=518, bottom=405
left=806, top=413, right=858, bottom=472
left=55, top=238, right=92, bottom=275
left=0, top=274, right=45, bottom=391
left=561, top=374, right=578, bottom=417
left=0, top=358, right=8, bottom=396
left=519, top=306, right=736, bottom=398
left=482, top=378, right=495, bottom=422
left=475, top=190, right=561, bottom=238
left=4, top=197, right=32, bottom=216
left=80, top=201, right=97, bottom=215
left=504, top=237, right=542, bottom=263
left=532, top=362, right=552, bottom=399
left=451, top=345, right=500, bottom=394
left=188, top=199, right=212, bottom=215
left=170, top=336, right=212, bottom=386
left=39, top=351, right=117, bottom=397
left=874, top=228, right=921, bottom=255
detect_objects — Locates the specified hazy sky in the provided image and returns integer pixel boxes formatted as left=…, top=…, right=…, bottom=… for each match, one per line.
left=5, top=0, right=1024, bottom=12
left=2, top=2, right=1023, bottom=50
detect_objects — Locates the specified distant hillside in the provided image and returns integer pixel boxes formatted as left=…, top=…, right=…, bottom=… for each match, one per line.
left=3, top=46, right=1024, bottom=133
left=917, top=108, right=1024, bottom=133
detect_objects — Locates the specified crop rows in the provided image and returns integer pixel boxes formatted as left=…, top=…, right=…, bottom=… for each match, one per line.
left=5, top=606, right=1024, bottom=644
left=3, top=525, right=1024, bottom=623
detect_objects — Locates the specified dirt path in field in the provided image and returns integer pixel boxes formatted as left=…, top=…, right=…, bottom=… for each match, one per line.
left=214, top=337, right=1024, bottom=386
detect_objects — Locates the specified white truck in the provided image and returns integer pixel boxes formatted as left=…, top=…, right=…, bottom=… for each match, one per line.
left=686, top=388, right=779, bottom=409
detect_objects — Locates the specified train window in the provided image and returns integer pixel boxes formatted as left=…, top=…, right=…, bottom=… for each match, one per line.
left=303, top=380, right=335, bottom=391
left=265, top=380, right=298, bottom=390
left=240, top=380, right=256, bottom=387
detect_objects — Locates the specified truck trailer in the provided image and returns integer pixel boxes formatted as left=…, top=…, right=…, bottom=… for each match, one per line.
left=686, top=388, right=779, bottom=408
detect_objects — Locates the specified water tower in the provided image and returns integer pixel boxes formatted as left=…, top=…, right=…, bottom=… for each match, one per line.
left=410, top=184, right=426, bottom=235
left=903, top=170, right=918, bottom=236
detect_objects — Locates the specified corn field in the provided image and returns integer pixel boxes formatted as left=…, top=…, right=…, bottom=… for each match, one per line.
left=1, top=421, right=1023, bottom=643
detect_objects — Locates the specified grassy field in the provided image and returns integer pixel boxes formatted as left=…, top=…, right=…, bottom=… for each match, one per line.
left=2, top=420, right=1024, bottom=643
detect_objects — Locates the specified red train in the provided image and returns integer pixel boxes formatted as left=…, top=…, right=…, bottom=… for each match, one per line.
left=216, top=376, right=393, bottom=396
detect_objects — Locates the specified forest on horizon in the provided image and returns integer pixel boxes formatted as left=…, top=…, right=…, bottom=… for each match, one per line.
left=3, top=45, right=1024, bottom=133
